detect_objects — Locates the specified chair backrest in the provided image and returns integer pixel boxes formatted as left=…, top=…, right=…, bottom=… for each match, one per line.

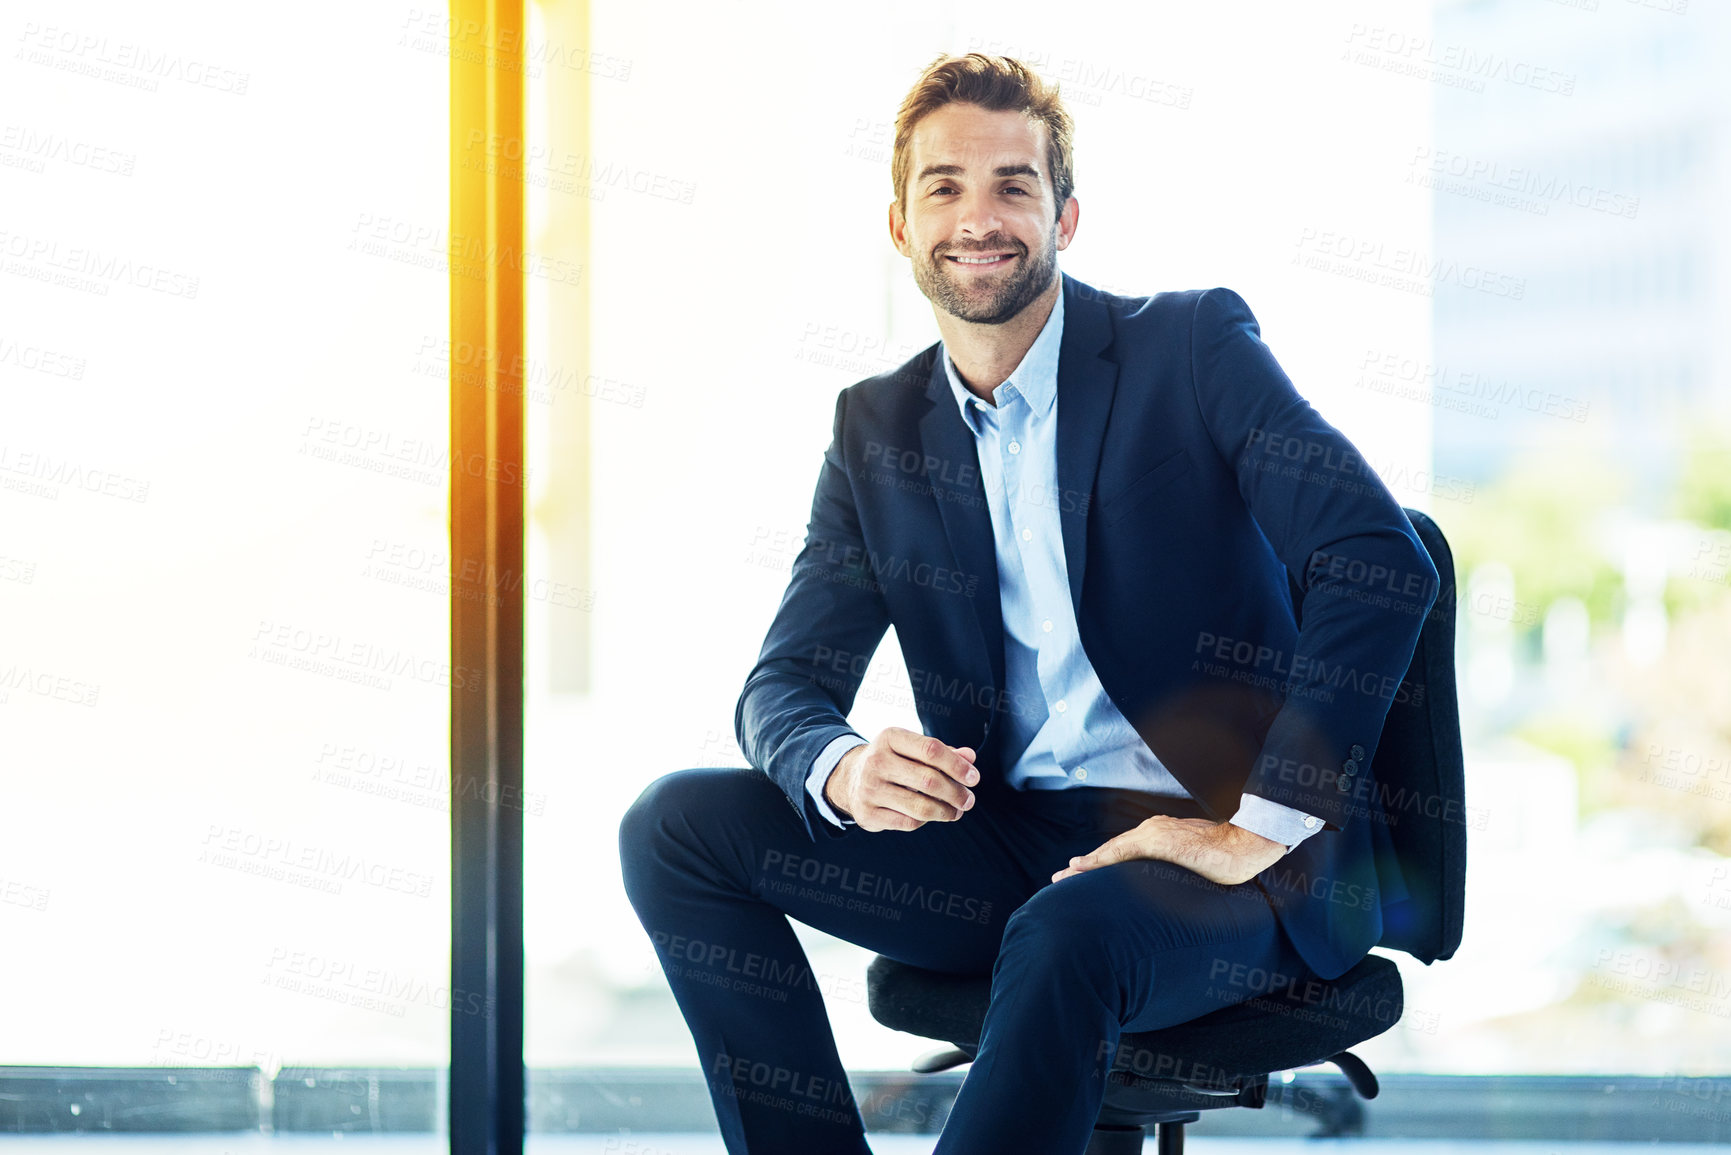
left=1361, top=508, right=1467, bottom=963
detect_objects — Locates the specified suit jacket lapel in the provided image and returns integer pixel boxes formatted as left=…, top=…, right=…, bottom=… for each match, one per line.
left=1054, top=273, right=1119, bottom=619
left=919, top=356, right=1005, bottom=697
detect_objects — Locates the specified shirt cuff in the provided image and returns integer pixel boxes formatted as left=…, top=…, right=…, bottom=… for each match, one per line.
left=1229, top=793, right=1324, bottom=852
left=807, top=733, right=868, bottom=828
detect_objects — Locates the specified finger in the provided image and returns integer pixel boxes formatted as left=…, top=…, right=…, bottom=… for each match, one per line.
left=955, top=746, right=976, bottom=762
left=880, top=780, right=967, bottom=824
left=892, top=758, right=976, bottom=817
left=888, top=730, right=980, bottom=788
left=863, top=805, right=922, bottom=833
left=1067, top=833, right=1131, bottom=872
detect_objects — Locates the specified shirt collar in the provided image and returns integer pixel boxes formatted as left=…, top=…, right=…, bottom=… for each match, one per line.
left=940, top=287, right=1064, bottom=436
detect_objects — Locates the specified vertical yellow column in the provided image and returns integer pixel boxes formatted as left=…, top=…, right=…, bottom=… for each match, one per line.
left=449, top=0, right=526, bottom=1151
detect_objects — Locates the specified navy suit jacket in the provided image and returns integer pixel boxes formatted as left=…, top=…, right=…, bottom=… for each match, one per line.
left=736, top=272, right=1438, bottom=980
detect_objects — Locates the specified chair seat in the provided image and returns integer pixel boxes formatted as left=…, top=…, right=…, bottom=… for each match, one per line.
left=866, top=952, right=1403, bottom=1082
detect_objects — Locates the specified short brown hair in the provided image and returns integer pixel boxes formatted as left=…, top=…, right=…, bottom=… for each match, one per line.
left=892, top=53, right=1075, bottom=223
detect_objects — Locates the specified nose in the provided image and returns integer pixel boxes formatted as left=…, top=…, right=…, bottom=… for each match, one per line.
left=955, top=186, right=1006, bottom=240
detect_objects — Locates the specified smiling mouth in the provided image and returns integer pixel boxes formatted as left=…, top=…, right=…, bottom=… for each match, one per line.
left=945, top=252, right=1017, bottom=270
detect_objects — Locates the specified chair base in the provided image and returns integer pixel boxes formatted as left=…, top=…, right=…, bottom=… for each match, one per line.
left=1083, top=1117, right=1196, bottom=1155
left=1084, top=1122, right=1148, bottom=1155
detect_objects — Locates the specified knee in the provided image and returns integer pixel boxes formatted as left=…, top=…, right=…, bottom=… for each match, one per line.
left=617, top=767, right=736, bottom=891
left=998, top=878, right=1126, bottom=978
left=1002, top=882, right=1101, bottom=952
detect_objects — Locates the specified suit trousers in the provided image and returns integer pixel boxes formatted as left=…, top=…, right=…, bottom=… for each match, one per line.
left=618, top=765, right=1315, bottom=1155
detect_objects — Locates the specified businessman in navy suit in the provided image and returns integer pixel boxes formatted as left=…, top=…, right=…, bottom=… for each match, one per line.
left=619, top=53, right=1437, bottom=1154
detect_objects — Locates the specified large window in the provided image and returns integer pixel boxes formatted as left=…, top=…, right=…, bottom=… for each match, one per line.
left=2, top=0, right=451, bottom=1106
left=8, top=0, right=1729, bottom=1147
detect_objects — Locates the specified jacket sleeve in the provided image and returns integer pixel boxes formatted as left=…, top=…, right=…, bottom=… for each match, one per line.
left=735, top=386, right=893, bottom=842
left=1187, top=287, right=1438, bottom=829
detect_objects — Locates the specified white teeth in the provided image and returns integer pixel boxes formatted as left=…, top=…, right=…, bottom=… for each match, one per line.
left=952, top=255, right=1007, bottom=264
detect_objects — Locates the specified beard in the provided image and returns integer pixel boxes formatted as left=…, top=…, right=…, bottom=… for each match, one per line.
left=912, top=227, right=1059, bottom=325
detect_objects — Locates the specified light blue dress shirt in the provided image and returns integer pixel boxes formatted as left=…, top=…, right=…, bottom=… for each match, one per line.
left=804, top=290, right=1322, bottom=851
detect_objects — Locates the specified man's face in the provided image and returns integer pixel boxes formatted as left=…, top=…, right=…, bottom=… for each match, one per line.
left=890, top=102, right=1078, bottom=325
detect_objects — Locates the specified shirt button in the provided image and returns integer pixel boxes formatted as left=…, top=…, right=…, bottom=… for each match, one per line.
left=1041, top=619, right=1053, bottom=633
left=1007, top=440, right=1021, bottom=455
left=1303, top=815, right=1319, bottom=829
left=1021, top=528, right=1032, bottom=542
left=1054, top=699, right=1067, bottom=713
left=1074, top=767, right=1088, bottom=780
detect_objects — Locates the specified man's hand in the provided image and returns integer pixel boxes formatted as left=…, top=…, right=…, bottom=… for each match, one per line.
left=825, top=726, right=978, bottom=832
left=1050, top=816, right=1287, bottom=887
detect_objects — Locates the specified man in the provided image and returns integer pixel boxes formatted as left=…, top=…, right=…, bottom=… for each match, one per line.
left=620, top=52, right=1435, bottom=1154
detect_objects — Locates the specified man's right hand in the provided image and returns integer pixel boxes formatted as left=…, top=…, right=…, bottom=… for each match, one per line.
left=824, top=726, right=978, bottom=832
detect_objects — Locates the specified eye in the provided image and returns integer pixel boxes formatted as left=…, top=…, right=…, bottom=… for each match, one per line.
left=1003, top=186, right=1030, bottom=196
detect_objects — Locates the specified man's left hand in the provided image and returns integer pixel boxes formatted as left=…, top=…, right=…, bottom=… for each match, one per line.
left=1051, top=816, right=1288, bottom=887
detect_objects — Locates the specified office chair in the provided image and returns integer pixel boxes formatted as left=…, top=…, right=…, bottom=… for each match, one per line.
left=865, top=508, right=1466, bottom=1154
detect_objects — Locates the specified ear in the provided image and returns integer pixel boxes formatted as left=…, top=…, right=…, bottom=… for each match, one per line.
left=1054, top=195, right=1080, bottom=252
left=888, top=199, right=910, bottom=257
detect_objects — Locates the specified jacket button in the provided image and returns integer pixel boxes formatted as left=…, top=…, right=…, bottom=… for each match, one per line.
left=1342, top=759, right=1360, bottom=776
left=1350, top=744, right=1366, bottom=761
left=1337, top=776, right=1353, bottom=792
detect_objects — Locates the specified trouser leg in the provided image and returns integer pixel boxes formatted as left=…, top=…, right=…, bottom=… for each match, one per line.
left=617, top=766, right=1054, bottom=1155
left=932, top=797, right=1314, bottom=1155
